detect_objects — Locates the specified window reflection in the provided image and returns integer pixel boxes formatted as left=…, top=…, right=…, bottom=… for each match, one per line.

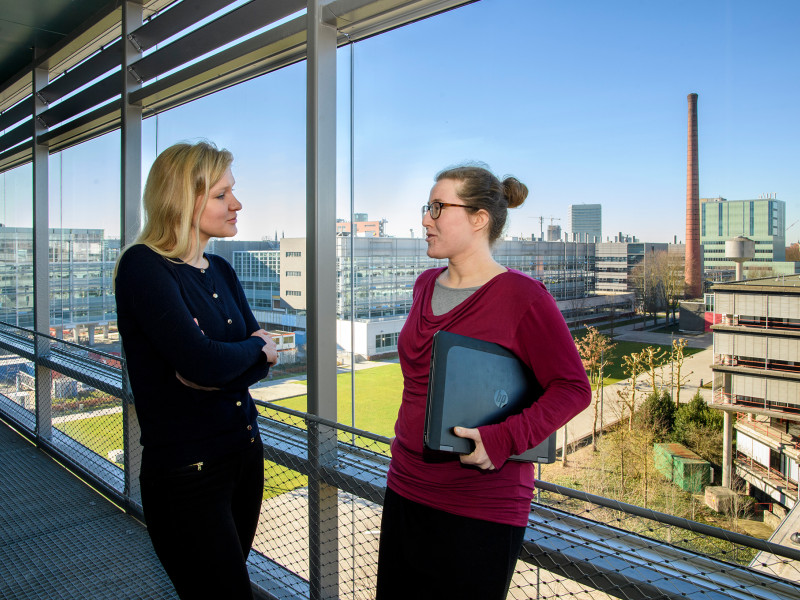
left=48, top=132, right=120, bottom=348
left=0, top=165, right=33, bottom=328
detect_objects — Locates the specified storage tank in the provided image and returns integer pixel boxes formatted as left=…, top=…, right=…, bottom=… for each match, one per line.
left=725, top=236, right=755, bottom=280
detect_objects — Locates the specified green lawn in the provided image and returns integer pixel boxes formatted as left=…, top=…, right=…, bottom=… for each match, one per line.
left=56, top=413, right=124, bottom=460
left=269, top=364, right=403, bottom=438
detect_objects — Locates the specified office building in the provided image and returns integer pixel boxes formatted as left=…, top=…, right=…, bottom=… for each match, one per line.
left=701, top=196, right=799, bottom=278
left=710, top=276, right=800, bottom=512
left=335, top=213, right=387, bottom=237
left=569, top=203, right=602, bottom=243
left=0, top=226, right=118, bottom=334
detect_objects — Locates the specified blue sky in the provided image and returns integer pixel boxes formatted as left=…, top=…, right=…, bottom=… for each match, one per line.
left=2, top=0, right=798, bottom=245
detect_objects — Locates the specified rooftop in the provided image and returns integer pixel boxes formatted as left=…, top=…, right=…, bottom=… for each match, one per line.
left=713, top=274, right=800, bottom=292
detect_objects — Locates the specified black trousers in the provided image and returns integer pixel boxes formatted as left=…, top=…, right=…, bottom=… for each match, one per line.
left=376, top=486, right=526, bottom=600
left=140, top=441, right=264, bottom=600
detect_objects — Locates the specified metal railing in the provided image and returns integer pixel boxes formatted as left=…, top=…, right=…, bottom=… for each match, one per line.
left=1, top=322, right=800, bottom=599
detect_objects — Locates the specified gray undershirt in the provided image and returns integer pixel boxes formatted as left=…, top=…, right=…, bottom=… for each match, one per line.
left=431, top=279, right=481, bottom=316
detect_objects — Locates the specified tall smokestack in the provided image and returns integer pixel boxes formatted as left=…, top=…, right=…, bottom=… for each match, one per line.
left=685, top=93, right=702, bottom=298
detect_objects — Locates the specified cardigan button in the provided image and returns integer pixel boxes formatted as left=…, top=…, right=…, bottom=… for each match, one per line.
left=247, top=425, right=252, bottom=431
left=236, top=401, right=242, bottom=407
left=227, top=318, right=232, bottom=324
left=213, top=293, right=218, bottom=298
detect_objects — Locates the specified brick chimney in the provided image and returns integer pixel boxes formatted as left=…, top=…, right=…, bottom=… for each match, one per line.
left=685, top=93, right=702, bottom=298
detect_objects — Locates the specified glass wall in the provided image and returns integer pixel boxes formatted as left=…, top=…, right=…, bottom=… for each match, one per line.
left=48, top=132, right=121, bottom=347
left=141, top=59, right=309, bottom=392
left=0, top=164, right=33, bottom=328
left=336, top=0, right=799, bottom=450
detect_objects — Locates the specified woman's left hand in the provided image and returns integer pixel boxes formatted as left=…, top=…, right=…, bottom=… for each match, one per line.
left=454, top=426, right=495, bottom=470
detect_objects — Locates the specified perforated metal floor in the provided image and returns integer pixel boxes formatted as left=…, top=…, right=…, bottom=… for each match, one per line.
left=0, top=420, right=179, bottom=599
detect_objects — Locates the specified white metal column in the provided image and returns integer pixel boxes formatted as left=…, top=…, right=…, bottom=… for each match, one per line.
left=306, top=0, right=339, bottom=597
left=32, top=63, right=52, bottom=440
left=121, top=0, right=144, bottom=510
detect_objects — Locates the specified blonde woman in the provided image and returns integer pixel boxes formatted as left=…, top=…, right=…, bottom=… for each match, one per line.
left=115, top=141, right=277, bottom=599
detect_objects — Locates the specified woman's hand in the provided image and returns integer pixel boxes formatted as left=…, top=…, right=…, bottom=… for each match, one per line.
left=251, top=329, right=278, bottom=365
left=454, top=426, right=495, bottom=470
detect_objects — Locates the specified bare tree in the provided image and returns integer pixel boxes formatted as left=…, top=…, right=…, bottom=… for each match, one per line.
left=652, top=251, right=685, bottom=325
left=640, top=345, right=668, bottom=394
left=669, top=337, right=693, bottom=405
left=574, top=325, right=616, bottom=385
left=631, top=258, right=662, bottom=327
left=620, top=350, right=645, bottom=428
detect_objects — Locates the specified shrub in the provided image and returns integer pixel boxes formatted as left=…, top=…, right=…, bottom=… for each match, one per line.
left=637, top=389, right=676, bottom=442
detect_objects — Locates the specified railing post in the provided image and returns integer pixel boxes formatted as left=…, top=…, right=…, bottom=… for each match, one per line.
left=121, top=0, right=144, bottom=512
left=32, top=60, right=52, bottom=442
left=306, top=0, right=338, bottom=598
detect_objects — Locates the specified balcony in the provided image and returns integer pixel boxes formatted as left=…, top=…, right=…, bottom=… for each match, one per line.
left=709, top=390, right=800, bottom=419
left=3, top=325, right=800, bottom=599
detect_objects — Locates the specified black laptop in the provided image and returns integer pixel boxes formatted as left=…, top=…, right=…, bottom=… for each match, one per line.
left=423, top=330, right=556, bottom=463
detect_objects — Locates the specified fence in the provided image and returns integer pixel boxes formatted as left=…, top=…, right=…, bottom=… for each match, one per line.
left=1, top=322, right=800, bottom=599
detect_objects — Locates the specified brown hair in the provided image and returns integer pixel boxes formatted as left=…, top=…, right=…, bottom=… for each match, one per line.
left=435, top=164, right=528, bottom=244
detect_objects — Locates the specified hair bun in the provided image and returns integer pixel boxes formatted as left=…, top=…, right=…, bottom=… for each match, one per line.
left=503, top=177, right=528, bottom=209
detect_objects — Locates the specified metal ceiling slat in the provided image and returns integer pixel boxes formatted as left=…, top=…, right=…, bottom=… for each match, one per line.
left=0, top=120, right=32, bottom=154
left=1, top=0, right=475, bottom=169
left=131, top=15, right=307, bottom=111
left=0, top=141, right=32, bottom=172
left=39, top=101, right=120, bottom=151
left=37, top=42, right=123, bottom=105
left=0, top=101, right=30, bottom=133
left=128, top=0, right=236, bottom=51
left=128, top=0, right=306, bottom=82
left=38, top=74, right=119, bottom=129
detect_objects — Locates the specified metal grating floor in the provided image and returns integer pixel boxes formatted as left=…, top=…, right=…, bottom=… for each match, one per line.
left=0, top=420, right=179, bottom=599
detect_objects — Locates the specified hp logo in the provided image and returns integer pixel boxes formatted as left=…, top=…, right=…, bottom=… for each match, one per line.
left=494, top=389, right=509, bottom=408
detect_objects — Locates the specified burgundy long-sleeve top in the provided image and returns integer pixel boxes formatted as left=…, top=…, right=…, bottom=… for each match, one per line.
left=386, top=267, right=591, bottom=527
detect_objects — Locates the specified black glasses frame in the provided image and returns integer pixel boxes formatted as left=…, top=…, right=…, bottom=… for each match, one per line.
left=421, top=201, right=471, bottom=219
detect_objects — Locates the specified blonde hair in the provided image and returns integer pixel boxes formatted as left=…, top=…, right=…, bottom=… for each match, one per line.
left=114, top=141, right=233, bottom=283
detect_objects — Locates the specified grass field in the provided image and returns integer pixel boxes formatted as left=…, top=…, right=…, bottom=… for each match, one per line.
left=269, top=364, right=403, bottom=438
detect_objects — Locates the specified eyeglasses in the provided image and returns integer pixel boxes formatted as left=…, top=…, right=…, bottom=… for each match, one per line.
left=421, top=201, right=471, bottom=219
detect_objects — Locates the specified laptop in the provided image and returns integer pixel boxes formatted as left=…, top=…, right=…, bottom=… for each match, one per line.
left=423, top=330, right=556, bottom=463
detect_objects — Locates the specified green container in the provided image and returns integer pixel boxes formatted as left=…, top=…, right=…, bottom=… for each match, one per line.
left=653, top=443, right=712, bottom=494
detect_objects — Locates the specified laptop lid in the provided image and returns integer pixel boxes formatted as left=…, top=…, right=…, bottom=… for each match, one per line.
left=424, top=330, right=555, bottom=463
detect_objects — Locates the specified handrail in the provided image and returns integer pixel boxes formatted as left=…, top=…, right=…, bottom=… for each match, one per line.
left=534, top=480, right=800, bottom=562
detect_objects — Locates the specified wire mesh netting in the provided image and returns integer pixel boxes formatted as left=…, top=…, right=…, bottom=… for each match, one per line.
left=1, top=333, right=799, bottom=599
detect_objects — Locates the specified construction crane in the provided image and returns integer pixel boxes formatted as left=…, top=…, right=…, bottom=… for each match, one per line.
left=530, top=216, right=561, bottom=241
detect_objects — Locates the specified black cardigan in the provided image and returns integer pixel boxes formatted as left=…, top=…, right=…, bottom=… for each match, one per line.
left=115, top=244, right=269, bottom=469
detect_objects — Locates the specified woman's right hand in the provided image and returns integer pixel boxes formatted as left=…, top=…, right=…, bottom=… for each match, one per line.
left=251, top=329, right=278, bottom=365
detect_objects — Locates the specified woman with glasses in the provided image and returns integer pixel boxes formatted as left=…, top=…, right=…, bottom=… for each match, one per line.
left=376, top=165, right=591, bottom=600
left=114, top=141, right=277, bottom=599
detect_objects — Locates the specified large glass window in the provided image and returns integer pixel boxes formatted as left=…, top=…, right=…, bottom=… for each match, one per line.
left=0, top=164, right=33, bottom=328
left=49, top=132, right=121, bottom=349
left=141, top=60, right=307, bottom=386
